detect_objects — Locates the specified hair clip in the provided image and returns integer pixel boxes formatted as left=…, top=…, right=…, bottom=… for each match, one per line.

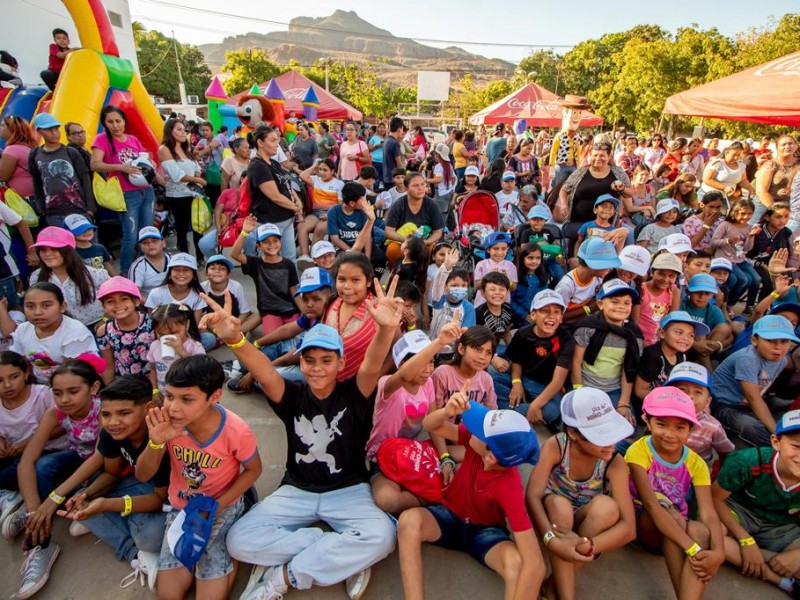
left=76, top=353, right=107, bottom=377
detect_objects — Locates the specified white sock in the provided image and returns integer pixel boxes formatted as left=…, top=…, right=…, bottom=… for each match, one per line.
left=270, top=566, right=288, bottom=591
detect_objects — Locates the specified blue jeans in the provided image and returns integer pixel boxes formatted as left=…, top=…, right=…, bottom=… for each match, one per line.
left=545, top=260, right=566, bottom=281
left=34, top=450, right=84, bottom=501
left=198, top=227, right=219, bottom=258
left=727, top=261, right=761, bottom=306
left=243, top=217, right=296, bottom=261
left=491, top=371, right=561, bottom=424
left=82, top=475, right=166, bottom=562
left=750, top=196, right=767, bottom=227
left=120, top=187, right=155, bottom=273
left=715, top=404, right=771, bottom=447
left=200, top=331, right=218, bottom=351
left=552, top=165, right=576, bottom=189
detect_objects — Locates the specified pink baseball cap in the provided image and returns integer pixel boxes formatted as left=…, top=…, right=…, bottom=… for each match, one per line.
left=32, top=226, right=76, bottom=249
left=97, top=276, right=142, bottom=301
left=642, top=386, right=699, bottom=426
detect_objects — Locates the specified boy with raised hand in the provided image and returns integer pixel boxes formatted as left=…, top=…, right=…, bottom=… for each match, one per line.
left=58, top=375, right=168, bottom=590
left=398, top=392, right=545, bottom=600
left=202, top=281, right=403, bottom=600
left=136, top=356, right=262, bottom=600
left=712, top=410, right=800, bottom=597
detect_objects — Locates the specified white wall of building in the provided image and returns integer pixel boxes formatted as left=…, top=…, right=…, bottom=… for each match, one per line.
left=1, top=0, right=138, bottom=85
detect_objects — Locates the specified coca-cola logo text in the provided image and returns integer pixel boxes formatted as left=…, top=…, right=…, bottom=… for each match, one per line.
left=754, top=52, right=800, bottom=77
left=507, top=98, right=560, bottom=110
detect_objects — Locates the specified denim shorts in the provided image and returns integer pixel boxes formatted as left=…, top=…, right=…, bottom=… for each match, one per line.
left=158, top=498, right=243, bottom=580
left=426, top=504, right=510, bottom=567
left=727, top=496, right=800, bottom=553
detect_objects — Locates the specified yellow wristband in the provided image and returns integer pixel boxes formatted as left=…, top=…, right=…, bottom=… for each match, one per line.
left=542, top=530, right=556, bottom=546
left=440, top=452, right=451, bottom=460
left=48, top=490, right=66, bottom=505
left=583, top=305, right=591, bottom=315
left=511, top=378, right=522, bottom=385
left=239, top=230, right=249, bottom=238
left=738, top=536, right=756, bottom=547
left=253, top=341, right=262, bottom=350
left=685, top=542, right=702, bottom=557
left=573, top=384, right=584, bottom=389
left=406, top=324, right=416, bottom=330
left=771, top=291, right=781, bottom=299
left=152, top=388, right=160, bottom=395
left=148, top=439, right=166, bottom=450
left=226, top=333, right=247, bottom=349
left=121, top=495, right=133, bottom=517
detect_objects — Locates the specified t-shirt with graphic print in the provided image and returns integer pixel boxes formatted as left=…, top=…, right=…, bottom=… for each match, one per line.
left=28, top=145, right=92, bottom=214
left=310, top=175, right=344, bottom=210
left=166, top=405, right=258, bottom=509
left=54, top=397, right=102, bottom=459
left=77, top=243, right=113, bottom=271
left=711, top=345, right=786, bottom=409
left=270, top=376, right=374, bottom=493
left=637, top=343, right=686, bottom=393
left=97, top=428, right=170, bottom=487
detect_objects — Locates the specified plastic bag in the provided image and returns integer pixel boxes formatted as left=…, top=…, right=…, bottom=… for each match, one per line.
left=92, top=173, right=126, bottom=212
left=191, top=195, right=213, bottom=234
left=1, top=187, right=38, bottom=227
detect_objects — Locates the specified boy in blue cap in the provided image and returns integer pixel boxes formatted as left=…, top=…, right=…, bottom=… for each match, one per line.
left=574, top=194, right=626, bottom=256
left=712, top=315, right=800, bottom=447
left=679, top=273, right=733, bottom=369
left=555, top=237, right=621, bottom=323
left=474, top=231, right=517, bottom=307
left=526, top=204, right=565, bottom=281
left=398, top=394, right=544, bottom=599
left=64, top=214, right=115, bottom=276
left=201, top=254, right=257, bottom=347
left=712, top=409, right=800, bottom=596
left=204, top=283, right=402, bottom=600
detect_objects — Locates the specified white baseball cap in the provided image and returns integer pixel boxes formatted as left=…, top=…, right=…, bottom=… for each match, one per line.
left=561, top=388, right=634, bottom=446
left=169, top=252, right=198, bottom=270
left=710, top=258, right=732, bottom=272
left=655, top=198, right=679, bottom=216
left=666, top=361, right=712, bottom=388
left=138, top=226, right=163, bottom=242
left=530, top=289, right=567, bottom=312
left=311, top=240, right=336, bottom=258
left=392, top=330, right=432, bottom=368
left=618, top=245, right=651, bottom=277
left=465, top=165, right=480, bottom=177
left=659, top=233, right=695, bottom=255
left=257, top=223, right=281, bottom=241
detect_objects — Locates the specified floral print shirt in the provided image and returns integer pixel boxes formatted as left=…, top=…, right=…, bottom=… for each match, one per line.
left=54, top=397, right=101, bottom=459
left=97, top=312, right=155, bottom=376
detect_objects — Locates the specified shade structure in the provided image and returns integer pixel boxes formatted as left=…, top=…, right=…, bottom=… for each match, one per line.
left=663, top=51, right=800, bottom=126
left=228, top=70, right=362, bottom=121
left=469, top=82, right=603, bottom=127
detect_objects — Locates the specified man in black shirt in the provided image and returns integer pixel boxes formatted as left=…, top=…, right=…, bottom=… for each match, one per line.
left=382, top=116, right=404, bottom=188
left=213, top=284, right=402, bottom=600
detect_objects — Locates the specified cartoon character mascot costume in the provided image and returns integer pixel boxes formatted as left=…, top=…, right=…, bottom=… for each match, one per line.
left=235, top=95, right=284, bottom=135
left=548, top=95, right=591, bottom=189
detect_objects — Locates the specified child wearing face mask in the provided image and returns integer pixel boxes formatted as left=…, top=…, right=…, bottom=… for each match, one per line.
left=428, top=246, right=476, bottom=341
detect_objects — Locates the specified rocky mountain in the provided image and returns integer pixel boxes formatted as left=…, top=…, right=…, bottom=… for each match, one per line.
left=198, top=10, right=515, bottom=86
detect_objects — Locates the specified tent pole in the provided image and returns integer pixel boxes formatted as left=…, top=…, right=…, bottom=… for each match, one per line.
left=667, top=116, right=674, bottom=140
left=657, top=113, right=664, bottom=135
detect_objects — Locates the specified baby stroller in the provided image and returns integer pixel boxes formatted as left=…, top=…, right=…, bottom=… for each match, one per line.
left=454, top=190, right=502, bottom=277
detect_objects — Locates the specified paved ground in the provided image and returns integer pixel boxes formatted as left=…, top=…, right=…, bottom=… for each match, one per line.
left=0, top=258, right=789, bottom=599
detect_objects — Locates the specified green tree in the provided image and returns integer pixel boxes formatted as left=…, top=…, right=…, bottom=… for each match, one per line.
left=221, top=49, right=281, bottom=96
left=734, top=14, right=800, bottom=69
left=515, top=50, right=563, bottom=93
left=135, top=25, right=211, bottom=103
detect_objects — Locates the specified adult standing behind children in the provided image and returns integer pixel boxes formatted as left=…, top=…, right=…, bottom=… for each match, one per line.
left=92, top=106, right=157, bottom=273
left=244, top=126, right=303, bottom=261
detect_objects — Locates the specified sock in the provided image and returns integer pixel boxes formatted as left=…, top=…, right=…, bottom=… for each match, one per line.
left=270, top=566, right=289, bottom=591
left=778, top=577, right=795, bottom=593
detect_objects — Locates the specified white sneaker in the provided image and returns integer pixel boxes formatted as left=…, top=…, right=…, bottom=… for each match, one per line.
left=0, top=489, right=23, bottom=529
left=1, top=503, right=26, bottom=539
left=241, top=565, right=288, bottom=600
left=346, top=567, right=372, bottom=600
left=239, top=564, right=267, bottom=600
left=120, top=550, right=159, bottom=590
left=16, top=543, right=61, bottom=599
left=69, top=520, right=91, bottom=537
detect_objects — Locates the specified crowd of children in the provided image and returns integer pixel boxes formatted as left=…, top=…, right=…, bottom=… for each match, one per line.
left=0, top=122, right=799, bottom=600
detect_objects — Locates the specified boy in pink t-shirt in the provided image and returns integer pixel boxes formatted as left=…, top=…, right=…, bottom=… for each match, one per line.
left=137, top=355, right=261, bottom=598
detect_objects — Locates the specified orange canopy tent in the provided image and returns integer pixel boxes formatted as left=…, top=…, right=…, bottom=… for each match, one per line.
left=229, top=69, right=362, bottom=121
left=663, top=51, right=800, bottom=126
left=469, top=82, right=603, bottom=127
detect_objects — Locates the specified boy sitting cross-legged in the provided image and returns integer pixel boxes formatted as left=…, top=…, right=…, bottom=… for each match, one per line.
left=202, top=281, right=403, bottom=600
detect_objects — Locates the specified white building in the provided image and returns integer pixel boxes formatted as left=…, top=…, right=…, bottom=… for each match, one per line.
left=1, top=0, right=138, bottom=85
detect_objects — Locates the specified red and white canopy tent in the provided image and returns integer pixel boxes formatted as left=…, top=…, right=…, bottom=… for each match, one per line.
left=663, top=51, right=800, bottom=126
left=469, top=82, right=603, bottom=127
left=229, top=69, right=363, bottom=121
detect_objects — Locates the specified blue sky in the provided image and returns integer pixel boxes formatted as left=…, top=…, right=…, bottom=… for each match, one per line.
left=130, top=0, right=796, bottom=64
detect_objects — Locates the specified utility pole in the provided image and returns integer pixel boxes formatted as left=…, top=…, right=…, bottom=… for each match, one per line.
left=172, top=30, right=188, bottom=105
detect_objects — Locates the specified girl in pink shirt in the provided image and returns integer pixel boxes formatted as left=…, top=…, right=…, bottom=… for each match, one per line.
left=638, top=260, right=682, bottom=346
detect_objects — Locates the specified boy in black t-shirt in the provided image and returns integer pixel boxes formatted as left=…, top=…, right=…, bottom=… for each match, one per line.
left=491, top=289, right=571, bottom=427
left=56, top=376, right=169, bottom=589
left=204, top=282, right=402, bottom=600
left=634, top=310, right=710, bottom=403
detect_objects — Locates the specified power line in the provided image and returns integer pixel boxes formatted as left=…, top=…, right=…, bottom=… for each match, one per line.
left=136, top=0, right=574, bottom=50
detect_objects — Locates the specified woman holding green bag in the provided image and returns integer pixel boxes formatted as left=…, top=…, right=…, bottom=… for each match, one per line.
left=195, top=121, right=223, bottom=207
left=91, top=105, right=156, bottom=273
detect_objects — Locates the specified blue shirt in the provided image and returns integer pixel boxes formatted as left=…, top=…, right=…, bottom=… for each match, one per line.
left=577, top=221, right=616, bottom=239
left=712, top=345, right=786, bottom=408
left=368, top=135, right=384, bottom=163
left=431, top=296, right=476, bottom=328
left=327, top=204, right=369, bottom=246
left=679, top=298, right=726, bottom=330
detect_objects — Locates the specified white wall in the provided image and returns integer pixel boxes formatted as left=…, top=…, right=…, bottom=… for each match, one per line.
left=1, top=0, right=138, bottom=85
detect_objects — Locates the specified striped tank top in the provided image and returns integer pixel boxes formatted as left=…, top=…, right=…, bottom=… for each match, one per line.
left=545, top=433, right=609, bottom=509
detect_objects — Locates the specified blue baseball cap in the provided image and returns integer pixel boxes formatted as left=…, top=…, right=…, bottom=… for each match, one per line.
left=597, top=278, right=639, bottom=301
left=577, top=237, right=621, bottom=270
left=775, top=410, right=800, bottom=435
left=461, top=401, right=539, bottom=467
left=710, top=258, right=732, bottom=272
left=527, top=205, right=550, bottom=220
left=753, top=315, right=800, bottom=343
left=295, top=324, right=344, bottom=355
left=770, top=302, right=800, bottom=320
left=138, top=226, right=163, bottom=242
left=293, top=267, right=333, bottom=296
left=62, top=214, right=96, bottom=236
left=166, top=495, right=219, bottom=570
left=205, top=254, right=235, bottom=271
left=659, top=310, right=710, bottom=337
left=594, top=194, right=620, bottom=210
left=257, top=223, right=281, bottom=241
left=32, top=113, right=61, bottom=130
left=666, top=361, right=712, bottom=389
left=484, top=231, right=512, bottom=250
left=687, top=273, right=718, bottom=294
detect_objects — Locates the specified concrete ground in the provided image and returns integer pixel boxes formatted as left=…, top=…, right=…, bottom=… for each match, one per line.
left=0, top=255, right=789, bottom=600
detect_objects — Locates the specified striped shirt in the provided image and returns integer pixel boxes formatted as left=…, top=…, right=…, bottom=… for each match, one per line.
left=324, top=293, right=377, bottom=381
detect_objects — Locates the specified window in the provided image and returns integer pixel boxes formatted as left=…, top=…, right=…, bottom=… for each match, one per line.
left=108, top=11, right=123, bottom=28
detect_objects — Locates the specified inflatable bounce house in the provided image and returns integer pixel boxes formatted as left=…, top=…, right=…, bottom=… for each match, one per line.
left=0, top=0, right=164, bottom=157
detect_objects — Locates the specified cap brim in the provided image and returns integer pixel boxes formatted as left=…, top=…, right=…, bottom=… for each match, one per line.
left=688, top=285, right=718, bottom=294
left=619, top=263, right=648, bottom=277
left=646, top=408, right=700, bottom=426
left=258, top=234, right=282, bottom=241
left=584, top=257, right=621, bottom=269
left=293, top=284, right=327, bottom=297
left=461, top=402, right=490, bottom=443
left=581, top=413, right=634, bottom=447
left=599, top=288, right=639, bottom=301
left=294, top=341, right=342, bottom=355
left=668, top=246, right=695, bottom=254
left=71, top=225, right=97, bottom=235
left=139, top=234, right=163, bottom=241
left=665, top=375, right=709, bottom=388
left=756, top=331, right=800, bottom=343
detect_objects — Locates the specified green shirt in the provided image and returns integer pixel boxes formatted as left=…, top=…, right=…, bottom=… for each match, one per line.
left=717, top=447, right=800, bottom=525
left=318, top=133, right=336, bottom=160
